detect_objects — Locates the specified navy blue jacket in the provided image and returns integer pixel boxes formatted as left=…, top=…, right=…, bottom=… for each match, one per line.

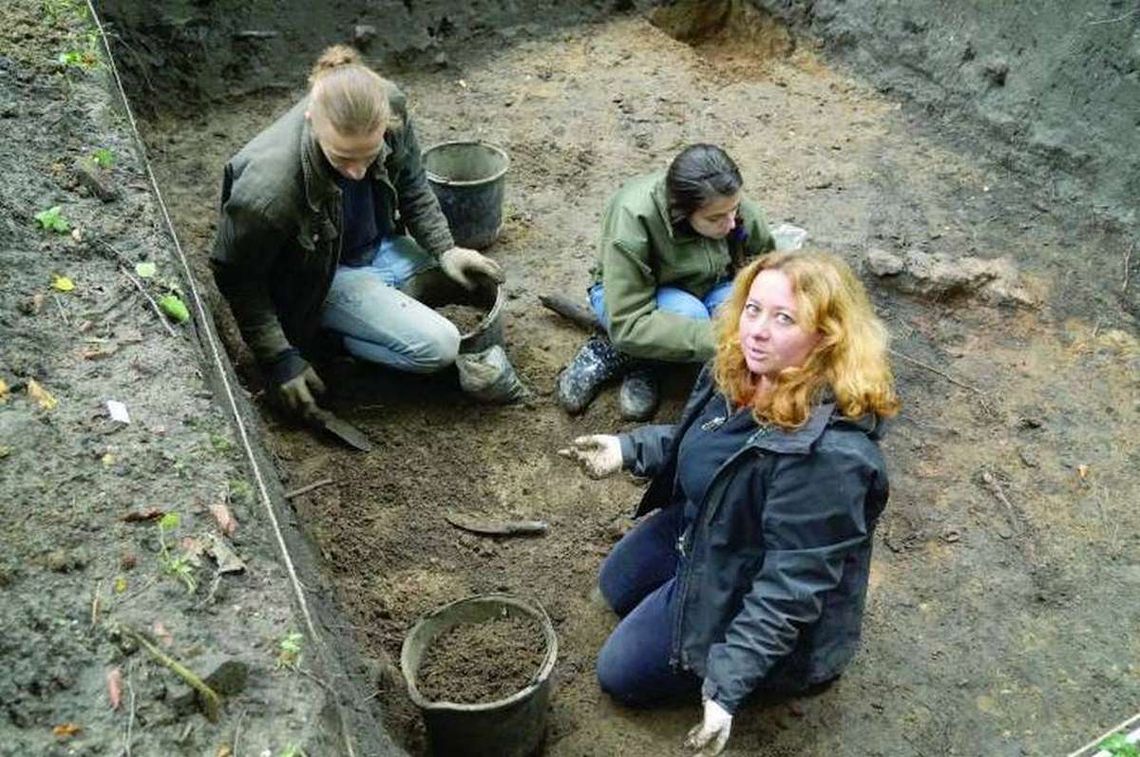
left=618, top=365, right=889, bottom=713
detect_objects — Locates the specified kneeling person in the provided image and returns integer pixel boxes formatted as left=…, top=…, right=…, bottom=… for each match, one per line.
left=557, top=143, right=775, bottom=420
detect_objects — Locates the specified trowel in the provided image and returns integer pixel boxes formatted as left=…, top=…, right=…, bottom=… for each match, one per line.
left=307, top=408, right=373, bottom=452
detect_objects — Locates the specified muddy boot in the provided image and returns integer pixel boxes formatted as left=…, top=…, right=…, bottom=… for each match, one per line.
left=619, top=364, right=659, bottom=421
left=556, top=334, right=629, bottom=415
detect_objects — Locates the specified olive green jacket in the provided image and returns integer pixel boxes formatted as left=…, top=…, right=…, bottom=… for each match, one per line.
left=210, top=86, right=453, bottom=377
left=593, top=171, right=774, bottom=363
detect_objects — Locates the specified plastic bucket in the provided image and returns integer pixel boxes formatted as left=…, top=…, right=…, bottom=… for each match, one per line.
left=423, top=141, right=509, bottom=250
left=400, top=594, right=558, bottom=757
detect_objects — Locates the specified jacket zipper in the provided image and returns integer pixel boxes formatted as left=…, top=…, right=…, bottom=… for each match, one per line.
left=670, top=399, right=764, bottom=668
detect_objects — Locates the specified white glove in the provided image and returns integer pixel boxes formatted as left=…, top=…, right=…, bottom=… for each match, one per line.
left=685, top=698, right=733, bottom=756
left=439, top=246, right=504, bottom=289
left=557, top=435, right=622, bottom=479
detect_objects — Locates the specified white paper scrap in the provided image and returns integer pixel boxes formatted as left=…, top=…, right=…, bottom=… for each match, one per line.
left=107, top=400, right=131, bottom=424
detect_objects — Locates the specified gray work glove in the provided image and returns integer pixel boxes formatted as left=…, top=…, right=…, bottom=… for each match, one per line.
left=557, top=434, right=623, bottom=479
left=439, top=246, right=504, bottom=289
left=277, top=365, right=326, bottom=419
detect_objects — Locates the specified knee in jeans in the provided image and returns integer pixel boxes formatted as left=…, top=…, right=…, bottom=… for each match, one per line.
left=409, top=321, right=460, bottom=372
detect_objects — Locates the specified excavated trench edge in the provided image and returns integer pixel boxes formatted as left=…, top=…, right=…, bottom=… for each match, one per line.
left=86, top=2, right=405, bottom=754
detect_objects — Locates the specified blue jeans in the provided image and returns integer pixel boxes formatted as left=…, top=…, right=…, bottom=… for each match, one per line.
left=588, top=280, right=734, bottom=335
left=319, top=237, right=460, bottom=372
left=596, top=505, right=701, bottom=706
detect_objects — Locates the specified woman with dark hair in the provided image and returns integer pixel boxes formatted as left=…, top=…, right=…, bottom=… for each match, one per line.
left=212, top=45, right=502, bottom=421
left=560, top=251, right=899, bottom=755
left=556, top=144, right=775, bottom=420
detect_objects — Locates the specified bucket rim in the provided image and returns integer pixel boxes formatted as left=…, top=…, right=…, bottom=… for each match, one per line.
left=458, top=277, right=505, bottom=347
left=423, top=140, right=510, bottom=187
left=400, top=593, right=559, bottom=712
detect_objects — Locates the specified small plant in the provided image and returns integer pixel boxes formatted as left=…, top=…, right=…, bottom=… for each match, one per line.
left=91, top=148, right=114, bottom=169
left=1101, top=735, right=1140, bottom=757
left=229, top=480, right=255, bottom=507
left=157, top=512, right=197, bottom=594
left=279, top=746, right=308, bottom=757
left=209, top=433, right=232, bottom=453
left=276, top=631, right=304, bottom=670
left=57, top=49, right=98, bottom=69
left=34, top=206, right=70, bottom=233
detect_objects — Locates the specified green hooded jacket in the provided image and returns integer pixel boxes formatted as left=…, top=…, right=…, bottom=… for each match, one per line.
left=210, top=85, right=453, bottom=380
left=593, top=171, right=774, bottom=363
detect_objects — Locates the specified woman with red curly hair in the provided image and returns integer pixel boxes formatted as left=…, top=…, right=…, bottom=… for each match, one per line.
left=561, top=251, right=899, bottom=755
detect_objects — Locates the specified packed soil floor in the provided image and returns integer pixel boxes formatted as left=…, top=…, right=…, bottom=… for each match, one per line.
left=3, top=1, right=1138, bottom=755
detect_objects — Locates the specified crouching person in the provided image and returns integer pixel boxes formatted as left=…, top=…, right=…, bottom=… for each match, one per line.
left=211, top=44, right=502, bottom=421
left=560, top=251, right=899, bottom=755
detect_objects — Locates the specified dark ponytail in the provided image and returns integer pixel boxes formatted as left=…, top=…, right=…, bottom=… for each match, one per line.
left=665, top=144, right=743, bottom=226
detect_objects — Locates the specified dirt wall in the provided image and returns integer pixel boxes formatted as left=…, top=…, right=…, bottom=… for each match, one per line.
left=95, top=0, right=647, bottom=115
left=747, top=0, right=1140, bottom=232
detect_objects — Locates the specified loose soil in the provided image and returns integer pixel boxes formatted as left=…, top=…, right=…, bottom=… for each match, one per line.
left=4, top=0, right=1138, bottom=755
left=415, top=614, right=547, bottom=704
left=435, top=303, right=487, bottom=336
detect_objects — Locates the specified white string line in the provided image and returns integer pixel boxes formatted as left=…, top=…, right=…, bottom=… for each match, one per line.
left=82, top=0, right=326, bottom=666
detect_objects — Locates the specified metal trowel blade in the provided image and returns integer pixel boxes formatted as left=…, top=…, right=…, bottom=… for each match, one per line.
left=321, top=414, right=373, bottom=449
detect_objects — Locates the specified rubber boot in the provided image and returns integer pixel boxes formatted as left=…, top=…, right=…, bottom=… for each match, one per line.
left=619, top=364, right=659, bottom=421
left=556, top=334, right=630, bottom=415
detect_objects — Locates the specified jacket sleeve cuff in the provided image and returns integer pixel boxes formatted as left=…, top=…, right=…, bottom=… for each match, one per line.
left=701, top=678, right=738, bottom=715
left=265, top=348, right=307, bottom=385
left=618, top=433, right=635, bottom=469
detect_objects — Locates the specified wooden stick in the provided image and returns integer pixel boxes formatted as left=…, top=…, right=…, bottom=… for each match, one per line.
left=233, top=707, right=246, bottom=756
left=1123, top=239, right=1134, bottom=294
left=119, top=266, right=178, bottom=338
left=285, top=478, right=334, bottom=499
left=980, top=470, right=1021, bottom=536
left=889, top=348, right=984, bottom=395
left=124, top=672, right=136, bottom=757
left=53, top=294, right=71, bottom=326
left=122, top=626, right=221, bottom=722
left=446, top=511, right=549, bottom=536
left=90, top=579, right=102, bottom=629
left=538, top=294, right=601, bottom=332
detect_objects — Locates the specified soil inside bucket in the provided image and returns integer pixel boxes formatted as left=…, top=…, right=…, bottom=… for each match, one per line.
left=435, top=303, right=487, bottom=335
left=416, top=614, right=546, bottom=704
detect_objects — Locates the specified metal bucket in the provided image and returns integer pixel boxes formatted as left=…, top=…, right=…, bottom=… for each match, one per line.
left=423, top=141, right=509, bottom=250
left=400, top=594, right=558, bottom=757
left=457, top=275, right=505, bottom=354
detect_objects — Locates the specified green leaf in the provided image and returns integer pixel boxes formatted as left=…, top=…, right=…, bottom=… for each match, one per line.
left=158, top=512, right=180, bottom=532
left=134, top=261, right=157, bottom=279
left=92, top=148, right=114, bottom=169
left=34, top=206, right=70, bottom=233
left=158, top=294, right=190, bottom=323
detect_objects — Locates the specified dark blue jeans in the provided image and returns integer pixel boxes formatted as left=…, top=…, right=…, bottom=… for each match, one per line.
left=596, top=505, right=702, bottom=706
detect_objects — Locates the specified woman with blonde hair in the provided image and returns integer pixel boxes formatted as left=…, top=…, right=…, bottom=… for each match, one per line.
left=560, top=250, right=899, bottom=755
left=212, top=45, right=502, bottom=420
